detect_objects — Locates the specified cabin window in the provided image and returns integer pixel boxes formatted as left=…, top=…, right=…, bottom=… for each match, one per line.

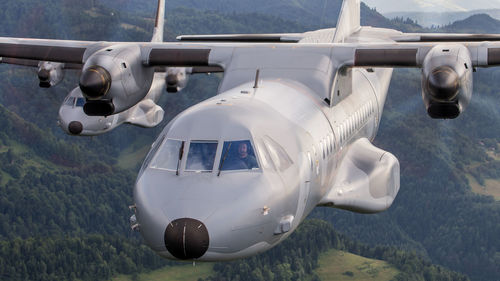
left=307, top=152, right=313, bottom=171
left=326, top=136, right=331, bottom=155
left=186, top=141, right=218, bottom=172
left=219, top=140, right=259, bottom=171
left=150, top=138, right=184, bottom=171
left=323, top=139, right=327, bottom=158
left=340, top=124, right=345, bottom=144
left=319, top=141, right=325, bottom=159
left=332, top=133, right=336, bottom=151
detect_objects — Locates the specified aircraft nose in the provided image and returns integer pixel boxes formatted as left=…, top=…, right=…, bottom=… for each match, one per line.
left=68, top=121, right=83, bottom=135
left=164, top=218, right=209, bottom=260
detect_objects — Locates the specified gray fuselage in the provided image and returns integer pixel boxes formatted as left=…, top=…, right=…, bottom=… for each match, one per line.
left=134, top=27, right=396, bottom=261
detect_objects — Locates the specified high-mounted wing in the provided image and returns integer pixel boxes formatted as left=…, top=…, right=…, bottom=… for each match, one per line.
left=177, top=33, right=303, bottom=43
left=393, top=33, right=500, bottom=42
left=0, top=38, right=94, bottom=64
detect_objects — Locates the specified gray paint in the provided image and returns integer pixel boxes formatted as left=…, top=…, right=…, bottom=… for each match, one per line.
left=0, top=0, right=497, bottom=262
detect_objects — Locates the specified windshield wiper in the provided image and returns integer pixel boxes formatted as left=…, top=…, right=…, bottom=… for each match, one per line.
left=176, top=141, right=184, bottom=176
left=218, top=142, right=231, bottom=177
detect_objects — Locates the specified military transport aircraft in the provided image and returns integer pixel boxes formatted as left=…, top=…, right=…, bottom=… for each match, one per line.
left=1, top=0, right=500, bottom=261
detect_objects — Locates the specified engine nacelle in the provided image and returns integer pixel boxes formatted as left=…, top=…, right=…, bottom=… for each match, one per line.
left=79, top=45, right=155, bottom=116
left=38, top=61, right=64, bottom=88
left=166, top=67, right=189, bottom=93
left=421, top=44, right=473, bottom=119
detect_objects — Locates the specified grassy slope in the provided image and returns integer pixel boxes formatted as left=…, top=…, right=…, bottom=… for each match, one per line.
left=315, top=250, right=400, bottom=281
left=112, top=249, right=400, bottom=281
left=111, top=263, right=214, bottom=281
left=467, top=175, right=500, bottom=201
left=462, top=144, right=500, bottom=201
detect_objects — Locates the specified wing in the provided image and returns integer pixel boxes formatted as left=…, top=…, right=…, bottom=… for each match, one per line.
left=328, top=41, right=500, bottom=68
left=0, top=38, right=94, bottom=65
left=393, top=33, right=500, bottom=43
left=0, top=38, right=228, bottom=72
left=177, top=33, right=303, bottom=43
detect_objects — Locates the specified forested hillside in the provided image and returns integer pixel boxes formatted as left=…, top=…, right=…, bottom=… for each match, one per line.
left=0, top=0, right=498, bottom=281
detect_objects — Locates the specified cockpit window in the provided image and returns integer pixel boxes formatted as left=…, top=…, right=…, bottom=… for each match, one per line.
left=263, top=136, right=293, bottom=172
left=150, top=139, right=184, bottom=171
left=219, top=140, right=259, bottom=171
left=186, top=141, right=218, bottom=172
left=139, top=135, right=165, bottom=175
left=75, top=98, right=85, bottom=107
left=64, top=97, right=75, bottom=106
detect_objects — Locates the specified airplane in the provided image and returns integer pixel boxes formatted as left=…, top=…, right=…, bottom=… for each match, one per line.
left=1, top=0, right=500, bottom=262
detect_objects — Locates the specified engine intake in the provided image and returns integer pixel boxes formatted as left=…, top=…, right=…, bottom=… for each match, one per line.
left=166, top=67, right=189, bottom=93
left=38, top=62, right=64, bottom=88
left=426, top=66, right=459, bottom=101
left=421, top=44, right=473, bottom=119
left=79, top=65, right=111, bottom=99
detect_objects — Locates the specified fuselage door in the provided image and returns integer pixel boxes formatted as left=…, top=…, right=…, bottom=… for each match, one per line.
left=296, top=151, right=313, bottom=221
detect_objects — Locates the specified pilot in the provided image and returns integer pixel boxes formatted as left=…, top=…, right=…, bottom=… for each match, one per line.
left=238, top=142, right=257, bottom=169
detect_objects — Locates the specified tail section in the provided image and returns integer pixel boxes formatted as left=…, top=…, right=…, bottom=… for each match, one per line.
left=332, top=0, right=361, bottom=43
left=151, top=0, right=165, bottom=43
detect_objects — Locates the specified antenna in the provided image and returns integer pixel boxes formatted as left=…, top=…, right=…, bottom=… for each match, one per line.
left=319, top=0, right=328, bottom=28
left=253, top=69, right=260, bottom=89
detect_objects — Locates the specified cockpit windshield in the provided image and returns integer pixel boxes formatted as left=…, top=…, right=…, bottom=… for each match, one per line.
left=75, top=98, right=85, bottom=107
left=150, top=139, right=183, bottom=171
left=63, top=97, right=86, bottom=107
left=186, top=141, right=218, bottom=172
left=64, top=97, right=75, bottom=106
left=147, top=138, right=260, bottom=174
left=219, top=140, right=259, bottom=171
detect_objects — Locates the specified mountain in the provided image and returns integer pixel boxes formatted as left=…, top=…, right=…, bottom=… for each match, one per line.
left=385, top=9, right=500, bottom=28
left=440, top=14, right=500, bottom=33
left=363, top=0, right=500, bottom=13
left=99, top=0, right=421, bottom=31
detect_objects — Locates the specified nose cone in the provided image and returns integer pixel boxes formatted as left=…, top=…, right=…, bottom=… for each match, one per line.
left=68, top=121, right=83, bottom=135
left=427, top=66, right=459, bottom=100
left=164, top=218, right=209, bottom=260
left=38, top=69, right=50, bottom=81
left=79, top=66, right=111, bottom=99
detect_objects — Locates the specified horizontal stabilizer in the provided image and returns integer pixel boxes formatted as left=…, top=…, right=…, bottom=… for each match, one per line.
left=319, top=138, right=400, bottom=213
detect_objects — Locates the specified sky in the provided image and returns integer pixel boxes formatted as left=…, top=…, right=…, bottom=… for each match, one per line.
left=362, top=0, right=500, bottom=13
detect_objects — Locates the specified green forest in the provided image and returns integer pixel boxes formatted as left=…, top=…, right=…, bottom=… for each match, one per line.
left=0, top=0, right=499, bottom=280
